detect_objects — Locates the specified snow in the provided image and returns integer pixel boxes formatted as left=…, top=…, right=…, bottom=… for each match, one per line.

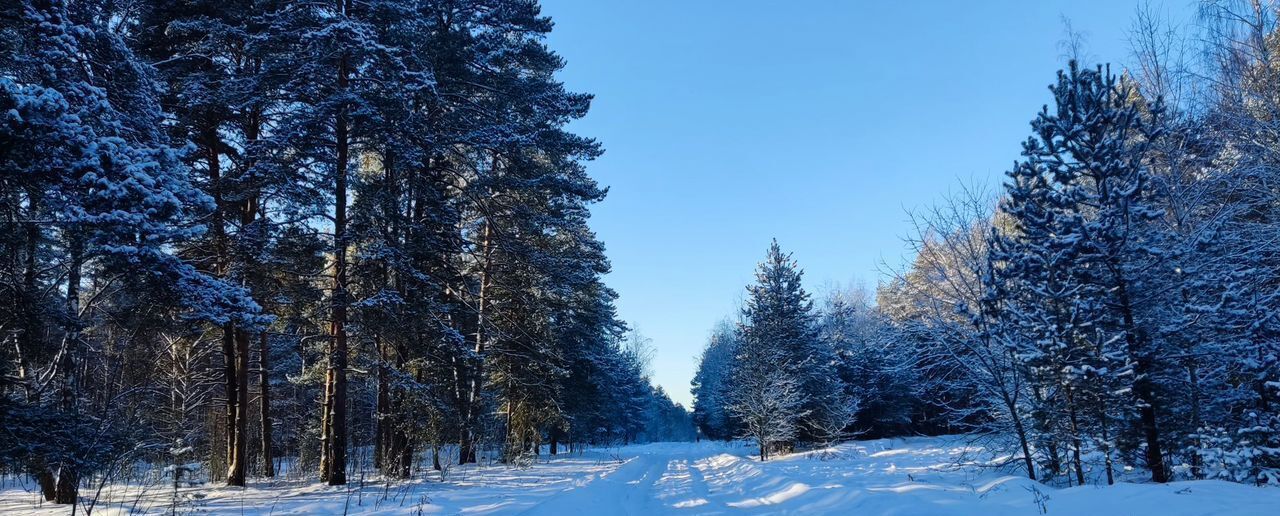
left=2, top=436, right=1277, bottom=515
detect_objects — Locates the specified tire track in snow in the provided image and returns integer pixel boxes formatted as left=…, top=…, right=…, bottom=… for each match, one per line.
left=673, top=457, right=714, bottom=509
left=518, top=452, right=671, bottom=516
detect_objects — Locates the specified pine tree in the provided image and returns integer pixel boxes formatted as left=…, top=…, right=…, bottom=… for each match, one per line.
left=260, top=0, right=419, bottom=484
left=1, top=0, right=261, bottom=502
left=992, top=80, right=1091, bottom=484
left=2, top=0, right=631, bottom=494
left=134, top=0, right=283, bottom=485
left=729, top=240, right=819, bottom=459
left=995, top=62, right=1171, bottom=483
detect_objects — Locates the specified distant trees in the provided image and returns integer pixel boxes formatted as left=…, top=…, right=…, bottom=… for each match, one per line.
left=821, top=288, right=917, bottom=439
left=692, top=322, right=741, bottom=441
left=691, top=2, right=1280, bottom=487
left=695, top=241, right=863, bottom=460
left=0, top=0, right=691, bottom=506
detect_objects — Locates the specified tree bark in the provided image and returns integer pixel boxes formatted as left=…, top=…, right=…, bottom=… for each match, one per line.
left=241, top=98, right=271, bottom=480
left=1098, top=400, right=1115, bottom=485
left=1187, top=358, right=1203, bottom=479
left=203, top=121, right=249, bottom=487
left=227, top=329, right=250, bottom=486
left=1006, top=391, right=1036, bottom=481
left=19, top=191, right=39, bottom=403
left=1115, top=275, right=1168, bottom=483
left=1066, top=387, right=1086, bottom=487
left=259, top=332, right=274, bottom=477
left=52, top=237, right=83, bottom=505
left=20, top=193, right=56, bottom=502
left=375, top=336, right=388, bottom=471
left=222, top=324, right=239, bottom=485
left=321, top=25, right=351, bottom=484
left=460, top=222, right=492, bottom=465
left=35, top=467, right=56, bottom=502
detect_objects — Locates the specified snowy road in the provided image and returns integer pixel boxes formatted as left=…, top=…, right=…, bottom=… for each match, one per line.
left=516, top=438, right=1280, bottom=516
left=3, top=437, right=1279, bottom=514
left=519, top=445, right=809, bottom=515
left=520, top=447, right=694, bottom=515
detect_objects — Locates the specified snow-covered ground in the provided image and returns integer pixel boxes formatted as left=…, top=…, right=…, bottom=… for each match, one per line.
left=2, top=436, right=1277, bottom=515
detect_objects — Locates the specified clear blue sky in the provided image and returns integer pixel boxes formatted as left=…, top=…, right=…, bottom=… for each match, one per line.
left=539, top=0, right=1192, bottom=407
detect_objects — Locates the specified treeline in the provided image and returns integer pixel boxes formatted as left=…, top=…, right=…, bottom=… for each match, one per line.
left=0, top=0, right=689, bottom=506
left=691, top=241, right=908, bottom=460
left=689, top=245, right=981, bottom=458
left=694, top=2, right=1280, bottom=485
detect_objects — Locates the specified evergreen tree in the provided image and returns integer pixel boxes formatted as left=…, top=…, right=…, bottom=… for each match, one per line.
left=729, top=240, right=820, bottom=459
left=0, top=0, right=261, bottom=502
left=692, top=321, right=741, bottom=440
left=994, top=62, right=1171, bottom=483
left=134, top=0, right=284, bottom=485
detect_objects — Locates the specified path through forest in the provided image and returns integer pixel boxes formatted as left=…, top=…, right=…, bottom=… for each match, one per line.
left=3, top=436, right=1278, bottom=514
left=519, top=436, right=1278, bottom=515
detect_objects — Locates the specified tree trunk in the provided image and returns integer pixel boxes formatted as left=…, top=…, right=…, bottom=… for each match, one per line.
left=221, top=324, right=239, bottom=485
left=320, top=355, right=332, bottom=483
left=1115, top=276, right=1168, bottom=483
left=21, top=194, right=56, bottom=502
left=1134, top=374, right=1166, bottom=482
left=202, top=121, right=248, bottom=487
left=243, top=79, right=271, bottom=480
left=1187, top=358, right=1203, bottom=479
left=1007, top=394, right=1036, bottom=481
left=455, top=349, right=474, bottom=466
left=461, top=222, right=492, bottom=465
left=383, top=344, right=413, bottom=479
left=259, top=332, right=274, bottom=477
left=53, top=469, right=77, bottom=505
left=397, top=432, right=413, bottom=479
left=1066, top=387, right=1085, bottom=487
left=18, top=191, right=39, bottom=403
left=35, top=467, right=56, bottom=502
left=458, top=437, right=475, bottom=466
left=1098, top=400, right=1115, bottom=485
left=52, top=238, right=83, bottom=505
left=227, top=329, right=250, bottom=486
left=375, top=336, right=388, bottom=471
left=321, top=30, right=351, bottom=484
